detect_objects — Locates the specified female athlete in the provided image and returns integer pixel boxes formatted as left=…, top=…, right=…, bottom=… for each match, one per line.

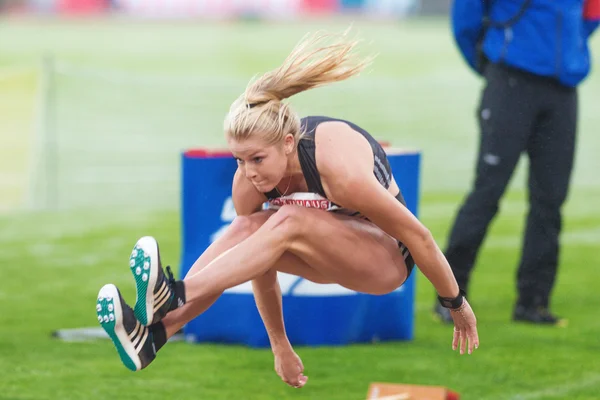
left=95, top=30, right=479, bottom=389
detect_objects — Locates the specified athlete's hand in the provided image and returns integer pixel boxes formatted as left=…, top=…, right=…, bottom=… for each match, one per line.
left=273, top=346, right=308, bottom=388
left=450, top=298, right=479, bottom=355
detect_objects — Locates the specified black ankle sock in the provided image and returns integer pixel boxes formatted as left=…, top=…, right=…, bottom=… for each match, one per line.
left=168, top=280, right=186, bottom=311
left=150, top=322, right=167, bottom=352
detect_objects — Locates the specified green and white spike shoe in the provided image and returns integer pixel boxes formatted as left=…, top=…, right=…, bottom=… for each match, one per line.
left=129, top=236, right=178, bottom=326
left=96, top=284, right=157, bottom=371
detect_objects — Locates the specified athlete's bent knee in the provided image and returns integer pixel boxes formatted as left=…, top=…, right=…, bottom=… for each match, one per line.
left=267, top=205, right=307, bottom=240
left=228, top=212, right=270, bottom=239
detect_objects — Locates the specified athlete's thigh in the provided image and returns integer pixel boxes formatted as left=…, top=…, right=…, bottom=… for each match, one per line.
left=184, top=209, right=332, bottom=285
left=183, top=210, right=275, bottom=278
left=287, top=208, right=408, bottom=295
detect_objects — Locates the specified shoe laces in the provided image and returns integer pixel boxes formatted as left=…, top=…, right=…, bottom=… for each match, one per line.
left=165, top=265, right=176, bottom=288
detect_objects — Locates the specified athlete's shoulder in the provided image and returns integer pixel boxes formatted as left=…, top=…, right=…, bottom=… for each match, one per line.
left=315, top=121, right=373, bottom=175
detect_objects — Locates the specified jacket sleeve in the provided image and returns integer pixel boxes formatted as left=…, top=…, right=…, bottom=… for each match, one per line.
left=451, top=0, right=487, bottom=73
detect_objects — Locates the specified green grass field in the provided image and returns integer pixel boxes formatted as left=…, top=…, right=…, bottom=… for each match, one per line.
left=1, top=17, right=599, bottom=400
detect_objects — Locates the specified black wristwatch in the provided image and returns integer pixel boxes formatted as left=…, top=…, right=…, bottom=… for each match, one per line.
left=437, top=289, right=466, bottom=310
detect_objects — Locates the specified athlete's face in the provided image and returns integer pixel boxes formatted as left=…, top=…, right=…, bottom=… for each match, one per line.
left=228, top=134, right=294, bottom=192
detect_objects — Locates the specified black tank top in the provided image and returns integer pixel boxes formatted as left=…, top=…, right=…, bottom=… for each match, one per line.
left=264, top=116, right=407, bottom=208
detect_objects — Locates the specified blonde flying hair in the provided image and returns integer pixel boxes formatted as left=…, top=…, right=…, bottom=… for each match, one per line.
left=224, top=29, right=372, bottom=147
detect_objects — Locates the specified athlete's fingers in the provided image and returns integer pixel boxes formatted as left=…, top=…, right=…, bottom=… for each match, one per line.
left=460, top=329, right=467, bottom=355
left=452, top=327, right=459, bottom=351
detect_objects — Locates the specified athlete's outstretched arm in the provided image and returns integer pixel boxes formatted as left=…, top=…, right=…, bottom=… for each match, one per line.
left=314, top=122, right=460, bottom=297
left=231, top=169, right=307, bottom=387
left=252, top=269, right=307, bottom=388
left=231, top=170, right=288, bottom=347
left=316, top=122, right=479, bottom=355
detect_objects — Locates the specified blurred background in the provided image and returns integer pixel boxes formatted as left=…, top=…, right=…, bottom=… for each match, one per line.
left=0, top=1, right=599, bottom=399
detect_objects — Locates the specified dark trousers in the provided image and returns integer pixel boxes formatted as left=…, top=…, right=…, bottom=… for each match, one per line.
left=445, top=63, right=578, bottom=308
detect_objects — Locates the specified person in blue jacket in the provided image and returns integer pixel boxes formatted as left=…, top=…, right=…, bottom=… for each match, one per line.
left=434, top=0, right=599, bottom=325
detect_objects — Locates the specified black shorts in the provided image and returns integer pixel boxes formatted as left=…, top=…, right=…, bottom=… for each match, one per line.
left=394, top=191, right=415, bottom=281
left=398, top=240, right=415, bottom=281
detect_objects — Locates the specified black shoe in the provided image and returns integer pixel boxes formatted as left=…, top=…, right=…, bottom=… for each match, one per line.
left=129, top=236, right=185, bottom=326
left=96, top=284, right=158, bottom=371
left=513, top=304, right=567, bottom=326
left=433, top=303, right=454, bottom=324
